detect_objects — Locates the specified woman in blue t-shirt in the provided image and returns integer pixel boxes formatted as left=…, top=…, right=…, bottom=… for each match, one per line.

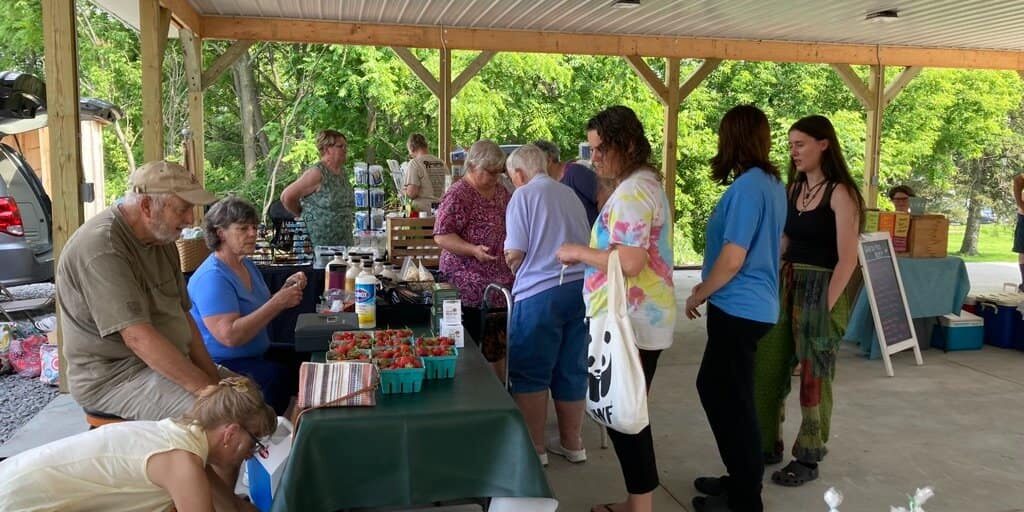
left=188, top=197, right=306, bottom=414
left=685, top=105, right=787, bottom=512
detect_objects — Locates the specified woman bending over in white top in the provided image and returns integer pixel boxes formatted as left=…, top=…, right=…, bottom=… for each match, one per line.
left=0, top=376, right=276, bottom=512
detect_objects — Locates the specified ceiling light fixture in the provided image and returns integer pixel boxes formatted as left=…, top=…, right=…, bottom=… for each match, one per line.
left=611, top=0, right=641, bottom=9
left=865, top=8, right=900, bottom=22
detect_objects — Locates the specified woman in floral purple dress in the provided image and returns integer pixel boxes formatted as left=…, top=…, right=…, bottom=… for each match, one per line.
left=434, top=139, right=514, bottom=379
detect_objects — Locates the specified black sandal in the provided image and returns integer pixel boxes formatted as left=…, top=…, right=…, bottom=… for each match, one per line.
left=771, top=460, right=819, bottom=487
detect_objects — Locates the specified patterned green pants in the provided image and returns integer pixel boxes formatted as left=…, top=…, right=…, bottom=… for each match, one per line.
left=753, top=262, right=850, bottom=463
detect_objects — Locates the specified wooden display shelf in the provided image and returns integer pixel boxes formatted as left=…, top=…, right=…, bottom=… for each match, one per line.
left=387, top=217, right=441, bottom=268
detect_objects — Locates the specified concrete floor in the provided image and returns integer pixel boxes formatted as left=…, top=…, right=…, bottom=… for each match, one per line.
left=545, top=268, right=1024, bottom=512
left=4, top=266, right=1024, bottom=511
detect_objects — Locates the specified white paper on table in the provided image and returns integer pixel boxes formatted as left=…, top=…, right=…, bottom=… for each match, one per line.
left=440, top=323, right=465, bottom=348
left=442, top=299, right=462, bottom=324
left=488, top=497, right=558, bottom=512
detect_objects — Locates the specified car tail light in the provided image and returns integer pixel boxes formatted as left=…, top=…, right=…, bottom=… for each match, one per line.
left=0, top=196, right=25, bottom=236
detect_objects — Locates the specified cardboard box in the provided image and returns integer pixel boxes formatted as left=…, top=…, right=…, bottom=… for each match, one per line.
left=907, top=214, right=949, bottom=258
left=877, top=212, right=911, bottom=252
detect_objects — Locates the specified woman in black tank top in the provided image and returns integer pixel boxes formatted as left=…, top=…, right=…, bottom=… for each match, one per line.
left=753, top=115, right=865, bottom=488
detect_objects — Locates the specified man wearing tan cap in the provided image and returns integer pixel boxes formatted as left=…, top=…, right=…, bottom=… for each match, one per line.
left=56, top=160, right=232, bottom=421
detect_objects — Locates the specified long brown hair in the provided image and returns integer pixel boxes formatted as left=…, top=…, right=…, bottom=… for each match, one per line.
left=788, top=115, right=866, bottom=219
left=709, top=105, right=779, bottom=185
left=586, top=105, right=659, bottom=182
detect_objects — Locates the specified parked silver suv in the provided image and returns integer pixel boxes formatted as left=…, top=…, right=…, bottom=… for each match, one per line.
left=0, top=142, right=53, bottom=286
left=0, top=71, right=53, bottom=286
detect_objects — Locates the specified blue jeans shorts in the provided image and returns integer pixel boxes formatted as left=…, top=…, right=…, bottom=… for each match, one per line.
left=508, top=280, right=587, bottom=401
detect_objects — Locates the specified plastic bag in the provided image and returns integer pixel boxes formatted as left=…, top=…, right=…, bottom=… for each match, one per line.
left=417, top=259, right=434, bottom=282
left=9, top=334, right=46, bottom=377
left=400, top=256, right=418, bottom=282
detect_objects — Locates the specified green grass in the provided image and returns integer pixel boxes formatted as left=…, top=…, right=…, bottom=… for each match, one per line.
left=947, top=222, right=1018, bottom=263
left=673, top=220, right=1020, bottom=266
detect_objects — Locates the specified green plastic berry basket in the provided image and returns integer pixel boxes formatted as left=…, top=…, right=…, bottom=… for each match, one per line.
left=374, top=360, right=425, bottom=394
left=420, top=347, right=458, bottom=379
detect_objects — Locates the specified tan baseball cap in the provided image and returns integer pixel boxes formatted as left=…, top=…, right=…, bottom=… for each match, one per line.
left=128, top=160, right=217, bottom=205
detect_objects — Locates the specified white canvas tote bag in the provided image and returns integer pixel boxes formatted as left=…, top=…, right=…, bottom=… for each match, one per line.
left=585, top=250, right=650, bottom=434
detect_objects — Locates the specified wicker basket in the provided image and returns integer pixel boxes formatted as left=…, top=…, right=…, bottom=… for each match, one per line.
left=176, top=238, right=210, bottom=272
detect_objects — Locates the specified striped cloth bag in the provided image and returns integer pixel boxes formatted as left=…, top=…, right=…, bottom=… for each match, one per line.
left=293, top=361, right=378, bottom=427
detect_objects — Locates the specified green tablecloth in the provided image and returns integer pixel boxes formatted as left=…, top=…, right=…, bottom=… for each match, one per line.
left=270, top=337, right=552, bottom=511
left=845, top=256, right=970, bottom=359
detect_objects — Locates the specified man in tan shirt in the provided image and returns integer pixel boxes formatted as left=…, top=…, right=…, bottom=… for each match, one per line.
left=57, top=160, right=226, bottom=420
left=403, top=132, right=449, bottom=211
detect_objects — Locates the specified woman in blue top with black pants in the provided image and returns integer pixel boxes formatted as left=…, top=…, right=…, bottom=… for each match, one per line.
left=188, top=197, right=307, bottom=414
left=684, top=105, right=787, bottom=512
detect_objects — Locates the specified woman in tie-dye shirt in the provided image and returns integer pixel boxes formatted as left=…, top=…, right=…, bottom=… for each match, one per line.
left=556, top=105, right=675, bottom=512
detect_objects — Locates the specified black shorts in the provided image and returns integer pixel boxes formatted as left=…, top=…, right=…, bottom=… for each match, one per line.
left=1015, top=214, right=1024, bottom=253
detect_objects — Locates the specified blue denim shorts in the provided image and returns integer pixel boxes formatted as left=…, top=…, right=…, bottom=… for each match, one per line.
left=508, top=280, right=587, bottom=401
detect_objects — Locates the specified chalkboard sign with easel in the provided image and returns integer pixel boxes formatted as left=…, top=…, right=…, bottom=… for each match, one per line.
left=857, top=232, right=923, bottom=376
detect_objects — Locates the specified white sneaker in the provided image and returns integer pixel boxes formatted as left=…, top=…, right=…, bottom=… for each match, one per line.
left=546, top=441, right=587, bottom=463
left=538, top=452, right=549, bottom=466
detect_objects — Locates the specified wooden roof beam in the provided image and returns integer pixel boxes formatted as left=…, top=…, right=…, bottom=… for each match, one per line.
left=391, top=47, right=441, bottom=98
left=200, top=16, right=1024, bottom=71
left=159, top=0, right=201, bottom=35
left=200, top=40, right=254, bottom=91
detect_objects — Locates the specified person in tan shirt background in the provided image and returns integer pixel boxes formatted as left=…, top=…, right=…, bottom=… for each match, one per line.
left=403, top=132, right=449, bottom=211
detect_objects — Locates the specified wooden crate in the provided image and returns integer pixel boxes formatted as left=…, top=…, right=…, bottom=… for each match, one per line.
left=387, top=217, right=441, bottom=268
left=907, top=214, right=949, bottom=258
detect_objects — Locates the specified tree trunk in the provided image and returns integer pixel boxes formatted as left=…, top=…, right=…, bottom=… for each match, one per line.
left=365, top=100, right=377, bottom=164
left=959, top=159, right=982, bottom=256
left=232, top=50, right=265, bottom=181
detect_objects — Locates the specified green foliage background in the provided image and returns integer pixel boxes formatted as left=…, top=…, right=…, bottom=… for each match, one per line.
left=1, top=1, right=1022, bottom=263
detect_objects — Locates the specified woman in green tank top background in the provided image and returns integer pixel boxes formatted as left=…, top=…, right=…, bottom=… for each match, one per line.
left=281, top=129, right=355, bottom=247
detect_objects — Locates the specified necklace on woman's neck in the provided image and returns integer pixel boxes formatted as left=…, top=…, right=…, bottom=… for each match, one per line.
left=799, top=178, right=827, bottom=213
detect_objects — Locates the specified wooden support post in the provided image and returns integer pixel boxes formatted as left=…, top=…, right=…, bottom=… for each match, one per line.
left=181, top=29, right=205, bottom=221
left=833, top=64, right=921, bottom=209
left=140, top=0, right=170, bottom=162
left=392, top=48, right=494, bottom=165
left=865, top=65, right=885, bottom=208
left=663, top=58, right=680, bottom=233
left=439, top=49, right=452, bottom=167
left=42, top=0, right=84, bottom=392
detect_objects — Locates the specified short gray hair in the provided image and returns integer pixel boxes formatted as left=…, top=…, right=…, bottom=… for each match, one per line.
left=122, top=191, right=172, bottom=209
left=465, top=140, right=505, bottom=174
left=204, top=196, right=259, bottom=250
left=506, top=144, right=549, bottom=180
left=532, top=140, right=560, bottom=163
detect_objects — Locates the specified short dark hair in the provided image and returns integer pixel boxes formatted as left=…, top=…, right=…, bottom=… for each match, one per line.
left=887, top=185, right=916, bottom=199
left=204, top=196, right=259, bottom=250
left=709, top=105, right=779, bottom=185
left=585, top=105, right=656, bottom=181
left=531, top=140, right=560, bottom=162
left=407, top=133, right=428, bottom=151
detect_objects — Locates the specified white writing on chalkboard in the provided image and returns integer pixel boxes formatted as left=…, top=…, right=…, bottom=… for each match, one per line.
left=861, top=239, right=913, bottom=345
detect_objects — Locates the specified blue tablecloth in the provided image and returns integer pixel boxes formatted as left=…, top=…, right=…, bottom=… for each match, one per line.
left=845, top=256, right=970, bottom=359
